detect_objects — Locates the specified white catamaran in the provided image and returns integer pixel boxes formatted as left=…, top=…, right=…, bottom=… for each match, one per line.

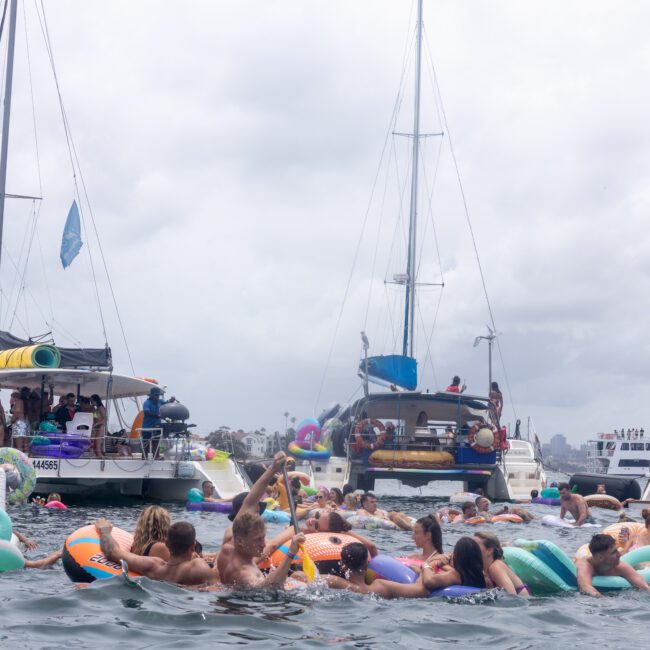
left=0, top=0, right=247, bottom=500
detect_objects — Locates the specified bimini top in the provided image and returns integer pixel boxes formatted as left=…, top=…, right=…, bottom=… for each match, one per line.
left=0, top=368, right=158, bottom=399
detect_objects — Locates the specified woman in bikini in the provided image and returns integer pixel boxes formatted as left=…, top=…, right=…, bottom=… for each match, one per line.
left=474, top=530, right=530, bottom=596
left=131, top=505, right=171, bottom=560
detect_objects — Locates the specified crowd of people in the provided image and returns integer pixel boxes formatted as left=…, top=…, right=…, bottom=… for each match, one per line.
left=0, top=387, right=106, bottom=456
left=614, top=428, right=645, bottom=440
left=11, top=451, right=650, bottom=599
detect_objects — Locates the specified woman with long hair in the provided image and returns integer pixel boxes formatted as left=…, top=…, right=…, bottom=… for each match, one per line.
left=90, top=394, right=106, bottom=458
left=421, top=536, right=486, bottom=591
left=131, top=506, right=171, bottom=560
left=404, top=515, right=447, bottom=568
left=474, top=531, right=529, bottom=596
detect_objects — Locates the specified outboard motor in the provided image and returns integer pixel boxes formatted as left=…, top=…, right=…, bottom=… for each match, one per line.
left=158, top=402, right=194, bottom=438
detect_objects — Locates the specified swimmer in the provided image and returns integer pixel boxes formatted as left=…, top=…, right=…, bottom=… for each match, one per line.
left=421, top=537, right=487, bottom=591
left=453, top=501, right=479, bottom=523
left=576, top=533, right=650, bottom=597
left=202, top=480, right=223, bottom=503
left=404, top=515, right=450, bottom=569
left=357, top=493, right=413, bottom=531
left=475, top=496, right=533, bottom=522
left=219, top=511, right=305, bottom=588
left=473, top=531, right=529, bottom=596
left=324, top=542, right=427, bottom=599
left=559, top=482, right=594, bottom=526
left=131, top=505, right=171, bottom=561
left=95, top=518, right=220, bottom=586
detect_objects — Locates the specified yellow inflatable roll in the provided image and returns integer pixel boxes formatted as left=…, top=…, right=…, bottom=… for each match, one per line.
left=0, top=344, right=61, bottom=369
left=368, top=450, right=454, bottom=470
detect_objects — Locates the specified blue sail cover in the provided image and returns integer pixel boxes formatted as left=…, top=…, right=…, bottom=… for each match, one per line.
left=360, top=355, right=417, bottom=390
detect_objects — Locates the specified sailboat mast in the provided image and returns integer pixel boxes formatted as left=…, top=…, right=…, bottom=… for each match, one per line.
left=402, top=0, right=424, bottom=358
left=0, top=0, right=18, bottom=272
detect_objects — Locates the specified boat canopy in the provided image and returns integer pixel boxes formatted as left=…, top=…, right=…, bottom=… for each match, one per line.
left=0, top=368, right=157, bottom=399
left=360, top=355, right=418, bottom=391
left=0, top=330, right=111, bottom=369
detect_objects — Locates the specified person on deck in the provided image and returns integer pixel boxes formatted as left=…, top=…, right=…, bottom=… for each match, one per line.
left=489, top=382, right=503, bottom=419
left=54, top=393, right=76, bottom=429
left=90, top=394, right=106, bottom=458
left=446, top=376, right=466, bottom=393
left=10, top=391, right=29, bottom=453
left=141, top=387, right=175, bottom=457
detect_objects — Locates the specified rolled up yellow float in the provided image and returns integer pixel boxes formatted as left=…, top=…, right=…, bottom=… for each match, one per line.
left=0, top=344, right=61, bottom=369
left=369, top=449, right=454, bottom=469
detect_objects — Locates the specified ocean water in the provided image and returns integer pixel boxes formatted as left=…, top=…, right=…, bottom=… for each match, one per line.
left=1, top=481, right=649, bottom=649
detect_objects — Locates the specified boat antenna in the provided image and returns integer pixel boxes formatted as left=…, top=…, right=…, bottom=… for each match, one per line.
left=0, top=0, right=18, bottom=274
left=402, top=0, right=423, bottom=359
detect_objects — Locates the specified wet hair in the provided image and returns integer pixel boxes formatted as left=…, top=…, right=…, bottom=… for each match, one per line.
left=341, top=542, right=368, bottom=572
left=474, top=531, right=504, bottom=560
left=232, top=511, right=265, bottom=539
left=558, top=482, right=571, bottom=492
left=589, top=534, right=616, bottom=555
left=201, top=480, right=214, bottom=489
left=415, top=515, right=443, bottom=554
left=46, top=492, right=61, bottom=503
left=132, top=506, right=171, bottom=555
left=474, top=496, right=489, bottom=507
left=360, top=492, right=376, bottom=507
left=461, top=501, right=476, bottom=514
left=194, top=540, right=203, bottom=555
left=166, top=522, right=196, bottom=556
left=90, top=394, right=103, bottom=407
left=342, top=484, right=354, bottom=497
left=452, top=537, right=487, bottom=588
left=530, top=489, right=539, bottom=499
left=268, top=476, right=278, bottom=487
left=344, top=493, right=359, bottom=509
left=329, top=488, right=344, bottom=506
left=327, top=511, right=352, bottom=533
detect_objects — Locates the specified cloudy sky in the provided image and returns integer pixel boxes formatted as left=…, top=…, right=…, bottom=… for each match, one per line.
left=1, top=0, right=649, bottom=444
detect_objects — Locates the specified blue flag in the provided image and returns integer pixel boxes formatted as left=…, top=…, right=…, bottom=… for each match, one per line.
left=60, top=200, right=83, bottom=268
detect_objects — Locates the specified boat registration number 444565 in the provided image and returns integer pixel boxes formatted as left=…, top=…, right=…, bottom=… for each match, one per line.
left=32, top=459, right=59, bottom=471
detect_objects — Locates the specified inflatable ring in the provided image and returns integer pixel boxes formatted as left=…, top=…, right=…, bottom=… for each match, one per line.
left=44, top=500, right=67, bottom=510
left=464, top=516, right=489, bottom=525
left=353, top=419, right=386, bottom=454
left=295, top=418, right=321, bottom=444
left=491, top=514, right=524, bottom=523
left=467, top=426, right=496, bottom=454
left=288, top=441, right=331, bottom=461
left=186, top=501, right=232, bottom=513
left=62, top=524, right=140, bottom=582
left=366, top=554, right=417, bottom=584
left=584, top=494, right=622, bottom=510
left=0, top=539, right=24, bottom=572
left=0, top=447, right=36, bottom=505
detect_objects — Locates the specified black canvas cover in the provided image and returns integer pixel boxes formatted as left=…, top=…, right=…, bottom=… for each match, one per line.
left=0, top=330, right=111, bottom=369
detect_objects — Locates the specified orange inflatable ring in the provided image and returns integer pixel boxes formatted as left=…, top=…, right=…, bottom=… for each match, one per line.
left=491, top=514, right=524, bottom=523
left=266, top=532, right=360, bottom=576
left=62, top=524, right=140, bottom=583
left=464, top=516, right=489, bottom=525
left=467, top=425, right=496, bottom=454
left=353, top=419, right=386, bottom=454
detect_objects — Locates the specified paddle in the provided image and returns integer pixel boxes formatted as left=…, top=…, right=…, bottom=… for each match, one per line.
left=275, top=434, right=316, bottom=582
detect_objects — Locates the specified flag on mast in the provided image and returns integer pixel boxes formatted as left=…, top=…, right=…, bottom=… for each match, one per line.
left=60, top=200, right=83, bottom=268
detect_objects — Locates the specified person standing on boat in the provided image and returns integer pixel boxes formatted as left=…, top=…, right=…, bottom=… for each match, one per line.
left=10, top=391, right=29, bottom=453
left=446, top=376, right=466, bottom=393
left=489, top=382, right=503, bottom=419
left=141, top=386, right=173, bottom=457
left=54, top=393, right=76, bottom=429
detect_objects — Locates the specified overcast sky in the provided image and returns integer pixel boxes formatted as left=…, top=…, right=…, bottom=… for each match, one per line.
left=1, top=0, right=649, bottom=444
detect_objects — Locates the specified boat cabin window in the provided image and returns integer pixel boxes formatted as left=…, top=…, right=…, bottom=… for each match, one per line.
left=620, top=443, right=630, bottom=450
left=646, top=443, right=650, bottom=451
left=631, top=443, right=644, bottom=451
left=619, top=459, right=650, bottom=467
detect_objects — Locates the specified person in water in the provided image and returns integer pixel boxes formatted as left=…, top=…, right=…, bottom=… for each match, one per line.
left=404, top=515, right=448, bottom=569
left=131, top=505, right=171, bottom=561
left=357, top=492, right=413, bottom=530
left=95, top=518, right=220, bottom=586
left=219, top=511, right=304, bottom=588
left=446, top=376, right=466, bottom=393
left=559, top=482, right=594, bottom=526
left=421, top=536, right=487, bottom=591
left=576, top=533, right=650, bottom=597
left=475, top=496, right=534, bottom=522
left=324, top=542, right=427, bottom=599
left=454, top=501, right=480, bottom=523
left=620, top=509, right=650, bottom=556
left=473, top=531, right=529, bottom=596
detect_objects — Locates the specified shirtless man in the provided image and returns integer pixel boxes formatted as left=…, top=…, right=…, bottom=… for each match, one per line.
left=95, top=518, right=219, bottom=586
left=559, top=482, right=594, bottom=526
left=454, top=501, right=479, bottom=522
left=357, top=492, right=413, bottom=531
left=325, top=542, right=427, bottom=599
left=576, top=533, right=650, bottom=597
left=219, top=511, right=304, bottom=588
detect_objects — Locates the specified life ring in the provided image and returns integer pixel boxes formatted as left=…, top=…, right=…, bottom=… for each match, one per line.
left=0, top=539, right=24, bottom=572
left=467, top=426, right=496, bottom=454
left=353, top=419, right=386, bottom=454
left=62, top=524, right=140, bottom=583
left=0, top=447, right=37, bottom=505
left=464, top=516, right=489, bottom=525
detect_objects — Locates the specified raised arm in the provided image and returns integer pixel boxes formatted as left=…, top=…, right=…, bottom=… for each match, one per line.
left=237, top=452, right=286, bottom=521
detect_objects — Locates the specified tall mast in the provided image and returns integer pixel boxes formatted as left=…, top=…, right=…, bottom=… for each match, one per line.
left=402, top=0, right=423, bottom=358
left=0, top=0, right=18, bottom=273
